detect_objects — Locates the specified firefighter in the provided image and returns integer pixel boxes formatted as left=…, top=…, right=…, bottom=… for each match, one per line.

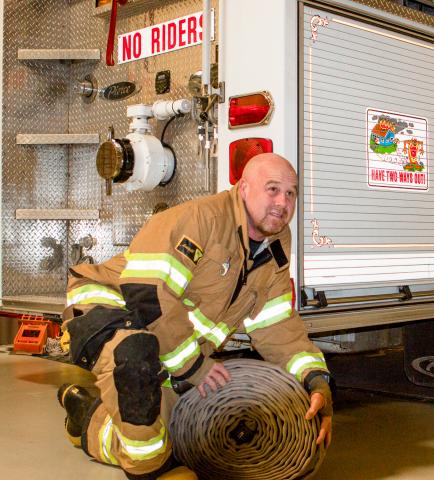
left=59, top=153, right=333, bottom=479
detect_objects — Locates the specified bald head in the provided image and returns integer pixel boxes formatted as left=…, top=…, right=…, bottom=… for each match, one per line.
left=241, top=153, right=296, bottom=183
left=238, top=153, right=298, bottom=241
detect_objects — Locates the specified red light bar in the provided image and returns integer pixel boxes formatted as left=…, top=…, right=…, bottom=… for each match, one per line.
left=229, top=138, right=273, bottom=185
left=229, top=91, right=274, bottom=129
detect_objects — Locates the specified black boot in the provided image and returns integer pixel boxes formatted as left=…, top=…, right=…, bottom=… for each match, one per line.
left=57, top=383, right=96, bottom=447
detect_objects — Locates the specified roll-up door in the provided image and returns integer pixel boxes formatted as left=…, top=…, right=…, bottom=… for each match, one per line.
left=302, top=5, right=434, bottom=297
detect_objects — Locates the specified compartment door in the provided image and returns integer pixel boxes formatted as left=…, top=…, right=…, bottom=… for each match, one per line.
left=301, top=5, right=434, bottom=298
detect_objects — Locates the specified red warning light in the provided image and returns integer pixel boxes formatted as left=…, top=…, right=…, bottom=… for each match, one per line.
left=229, top=138, right=273, bottom=185
left=229, top=92, right=274, bottom=129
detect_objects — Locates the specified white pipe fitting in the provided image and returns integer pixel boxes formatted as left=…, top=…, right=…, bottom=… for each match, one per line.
left=152, top=99, right=192, bottom=121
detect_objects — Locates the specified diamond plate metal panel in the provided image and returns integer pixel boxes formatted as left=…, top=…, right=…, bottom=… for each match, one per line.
left=3, top=0, right=219, bottom=295
left=2, top=1, right=71, bottom=296
left=68, top=0, right=219, bottom=251
left=2, top=220, right=67, bottom=296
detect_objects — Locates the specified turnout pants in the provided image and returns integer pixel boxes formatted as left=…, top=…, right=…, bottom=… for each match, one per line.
left=82, top=329, right=178, bottom=477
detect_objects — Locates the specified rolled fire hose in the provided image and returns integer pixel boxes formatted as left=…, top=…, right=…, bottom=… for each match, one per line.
left=170, top=359, right=325, bottom=480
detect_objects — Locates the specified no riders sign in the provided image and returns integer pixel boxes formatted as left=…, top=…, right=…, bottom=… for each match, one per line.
left=118, top=10, right=215, bottom=64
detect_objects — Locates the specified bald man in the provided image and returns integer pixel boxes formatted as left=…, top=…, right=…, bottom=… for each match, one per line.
left=59, top=153, right=332, bottom=480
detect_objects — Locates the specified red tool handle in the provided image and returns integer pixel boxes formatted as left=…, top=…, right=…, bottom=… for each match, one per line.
left=106, top=0, right=128, bottom=66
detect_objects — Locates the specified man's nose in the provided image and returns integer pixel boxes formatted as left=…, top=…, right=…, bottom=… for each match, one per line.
left=274, top=191, right=287, bottom=206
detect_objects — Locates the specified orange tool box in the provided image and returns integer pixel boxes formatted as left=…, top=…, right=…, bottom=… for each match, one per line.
left=13, top=315, right=60, bottom=355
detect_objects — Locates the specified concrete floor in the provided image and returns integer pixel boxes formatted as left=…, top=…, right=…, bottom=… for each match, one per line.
left=1, top=351, right=434, bottom=480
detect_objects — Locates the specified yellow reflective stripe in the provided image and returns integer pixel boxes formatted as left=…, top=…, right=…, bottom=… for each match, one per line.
left=243, top=293, right=292, bottom=333
left=159, top=334, right=200, bottom=373
left=286, top=352, right=328, bottom=382
left=209, top=322, right=231, bottom=347
left=114, top=421, right=168, bottom=461
left=161, top=377, right=172, bottom=388
left=67, top=284, right=126, bottom=308
left=98, top=416, right=119, bottom=466
left=187, top=308, right=230, bottom=347
left=122, top=251, right=192, bottom=296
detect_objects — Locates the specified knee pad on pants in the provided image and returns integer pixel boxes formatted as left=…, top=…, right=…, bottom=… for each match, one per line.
left=114, top=333, right=161, bottom=426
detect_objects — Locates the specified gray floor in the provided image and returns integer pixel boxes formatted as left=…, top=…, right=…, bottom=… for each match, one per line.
left=1, top=351, right=433, bottom=480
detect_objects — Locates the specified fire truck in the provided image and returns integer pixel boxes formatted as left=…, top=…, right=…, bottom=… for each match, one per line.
left=0, top=0, right=433, bottom=386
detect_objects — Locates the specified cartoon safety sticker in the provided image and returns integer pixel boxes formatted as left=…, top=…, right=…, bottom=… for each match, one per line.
left=367, top=109, right=428, bottom=191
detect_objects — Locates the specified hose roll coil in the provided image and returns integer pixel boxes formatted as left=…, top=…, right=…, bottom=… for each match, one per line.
left=170, top=359, right=325, bottom=480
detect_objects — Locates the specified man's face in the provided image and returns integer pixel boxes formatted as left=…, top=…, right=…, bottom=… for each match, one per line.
left=239, top=164, right=298, bottom=241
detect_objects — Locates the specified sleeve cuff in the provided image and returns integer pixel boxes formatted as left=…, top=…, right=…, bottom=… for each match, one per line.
left=183, top=356, right=216, bottom=386
left=306, top=374, right=333, bottom=417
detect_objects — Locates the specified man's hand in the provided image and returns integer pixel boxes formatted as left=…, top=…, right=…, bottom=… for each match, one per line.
left=305, top=392, right=332, bottom=448
left=197, top=363, right=231, bottom=398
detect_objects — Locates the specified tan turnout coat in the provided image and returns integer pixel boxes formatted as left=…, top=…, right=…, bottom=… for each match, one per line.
left=63, top=184, right=328, bottom=475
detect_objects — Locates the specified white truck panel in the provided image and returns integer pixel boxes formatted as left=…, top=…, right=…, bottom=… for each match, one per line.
left=217, top=0, right=298, bottom=280
left=302, top=4, right=434, bottom=295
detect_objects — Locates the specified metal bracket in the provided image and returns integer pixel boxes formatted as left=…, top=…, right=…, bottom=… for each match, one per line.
left=314, top=290, right=328, bottom=308
left=399, top=285, right=413, bottom=301
left=301, top=288, right=309, bottom=308
left=74, top=74, right=98, bottom=103
left=218, top=81, right=225, bottom=104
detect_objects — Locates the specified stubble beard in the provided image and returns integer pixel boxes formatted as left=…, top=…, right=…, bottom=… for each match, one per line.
left=256, top=210, right=288, bottom=237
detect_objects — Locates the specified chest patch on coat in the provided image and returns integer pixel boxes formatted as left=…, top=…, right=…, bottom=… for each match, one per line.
left=176, top=236, right=203, bottom=265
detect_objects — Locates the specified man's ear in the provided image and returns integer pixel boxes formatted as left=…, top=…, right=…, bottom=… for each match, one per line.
left=238, top=178, right=248, bottom=200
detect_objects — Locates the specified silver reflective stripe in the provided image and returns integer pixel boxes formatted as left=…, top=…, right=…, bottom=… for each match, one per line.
left=99, top=417, right=118, bottom=465
left=121, top=252, right=192, bottom=296
left=114, top=422, right=167, bottom=460
left=67, top=285, right=126, bottom=308
left=290, top=355, right=323, bottom=374
left=100, top=417, right=167, bottom=463
left=286, top=352, right=328, bottom=382
left=119, top=438, right=165, bottom=457
left=188, top=309, right=229, bottom=347
left=243, top=293, right=292, bottom=333
left=160, top=334, right=200, bottom=373
left=125, top=259, right=188, bottom=291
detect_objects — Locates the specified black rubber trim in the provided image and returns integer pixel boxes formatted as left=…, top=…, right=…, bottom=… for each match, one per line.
left=269, top=240, right=288, bottom=268
left=303, top=370, right=332, bottom=393
left=170, top=378, right=194, bottom=395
